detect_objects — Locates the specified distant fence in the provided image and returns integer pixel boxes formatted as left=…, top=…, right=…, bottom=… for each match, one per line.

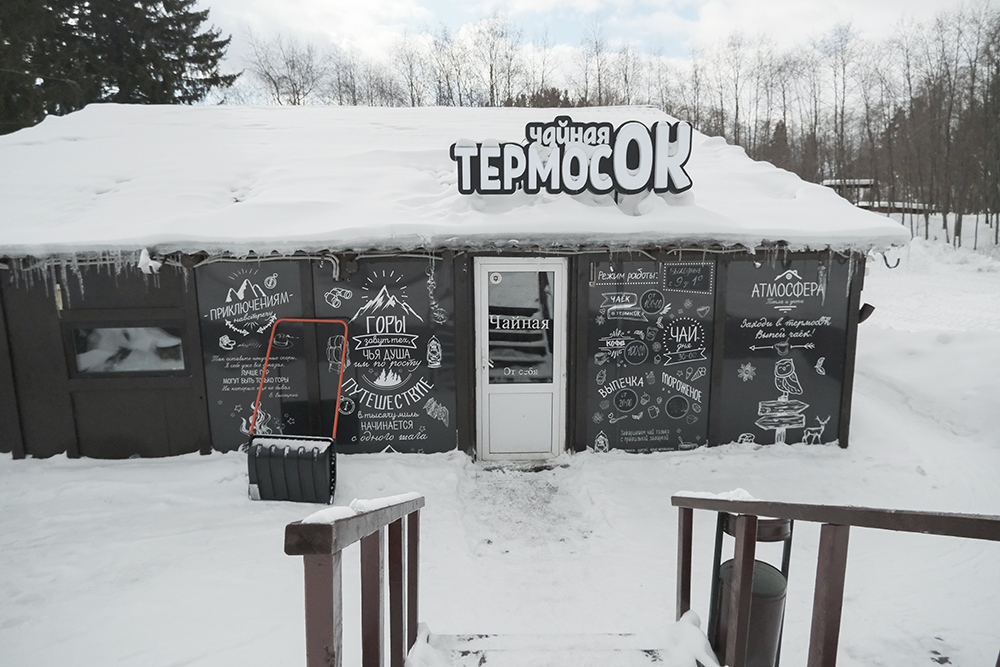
left=672, top=494, right=1000, bottom=667
left=285, top=493, right=425, bottom=667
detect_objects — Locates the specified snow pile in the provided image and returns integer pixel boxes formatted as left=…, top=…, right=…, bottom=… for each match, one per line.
left=651, top=611, right=724, bottom=667
left=0, top=105, right=909, bottom=258
left=674, top=488, right=756, bottom=501
left=300, top=490, right=423, bottom=524
left=405, top=624, right=456, bottom=667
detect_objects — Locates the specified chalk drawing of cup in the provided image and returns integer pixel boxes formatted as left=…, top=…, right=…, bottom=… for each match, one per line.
left=219, top=335, right=236, bottom=351
left=775, top=340, right=790, bottom=356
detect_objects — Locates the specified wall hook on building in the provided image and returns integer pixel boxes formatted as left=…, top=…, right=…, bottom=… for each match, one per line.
left=882, top=252, right=900, bottom=269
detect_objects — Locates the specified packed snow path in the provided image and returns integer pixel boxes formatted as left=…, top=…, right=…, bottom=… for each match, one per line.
left=2, top=239, right=999, bottom=666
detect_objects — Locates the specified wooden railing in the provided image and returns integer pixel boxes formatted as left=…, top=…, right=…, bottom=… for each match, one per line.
left=672, top=493, right=1000, bottom=667
left=285, top=493, right=425, bottom=667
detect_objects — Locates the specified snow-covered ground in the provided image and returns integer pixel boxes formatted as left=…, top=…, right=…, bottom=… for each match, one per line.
left=2, top=236, right=999, bottom=667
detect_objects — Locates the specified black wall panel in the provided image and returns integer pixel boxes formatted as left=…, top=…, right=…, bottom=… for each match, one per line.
left=582, top=254, right=716, bottom=452
left=0, top=284, right=26, bottom=456
left=313, top=257, right=458, bottom=453
left=3, top=264, right=210, bottom=458
left=715, top=254, right=855, bottom=446
left=195, top=261, right=309, bottom=452
left=59, top=264, right=189, bottom=309
left=72, top=387, right=202, bottom=458
left=2, top=274, right=78, bottom=457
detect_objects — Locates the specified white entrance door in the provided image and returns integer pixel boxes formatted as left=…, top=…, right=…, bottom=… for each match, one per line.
left=475, top=257, right=567, bottom=461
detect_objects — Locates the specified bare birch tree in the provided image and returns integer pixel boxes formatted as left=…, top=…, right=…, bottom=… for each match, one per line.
left=244, top=30, right=331, bottom=105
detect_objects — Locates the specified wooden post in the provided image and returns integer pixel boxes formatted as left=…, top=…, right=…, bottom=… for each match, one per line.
left=407, top=510, right=420, bottom=651
left=807, top=523, right=850, bottom=667
left=303, top=553, right=343, bottom=667
left=707, top=513, right=728, bottom=648
left=361, top=528, right=385, bottom=667
left=388, top=518, right=404, bottom=667
left=676, top=506, right=694, bottom=620
left=726, top=514, right=758, bottom=667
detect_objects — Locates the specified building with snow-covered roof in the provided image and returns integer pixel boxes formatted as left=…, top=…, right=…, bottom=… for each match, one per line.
left=0, top=105, right=909, bottom=460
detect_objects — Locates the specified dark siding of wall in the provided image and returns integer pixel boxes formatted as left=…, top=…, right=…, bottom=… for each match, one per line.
left=2, top=265, right=210, bottom=458
left=838, top=254, right=866, bottom=447
left=2, top=274, right=78, bottom=457
left=454, top=254, right=475, bottom=456
left=0, top=283, right=26, bottom=457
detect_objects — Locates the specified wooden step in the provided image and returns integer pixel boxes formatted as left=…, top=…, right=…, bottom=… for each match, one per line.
left=431, top=634, right=679, bottom=666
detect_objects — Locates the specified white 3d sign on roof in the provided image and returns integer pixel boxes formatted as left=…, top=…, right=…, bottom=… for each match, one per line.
left=450, top=115, right=694, bottom=196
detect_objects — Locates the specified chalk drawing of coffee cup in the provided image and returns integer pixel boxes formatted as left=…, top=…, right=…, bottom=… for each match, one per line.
left=775, top=340, right=790, bottom=356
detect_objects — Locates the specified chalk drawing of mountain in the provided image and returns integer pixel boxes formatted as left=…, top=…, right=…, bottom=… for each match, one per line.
left=351, top=285, right=424, bottom=322
left=371, top=369, right=406, bottom=389
left=226, top=278, right=267, bottom=303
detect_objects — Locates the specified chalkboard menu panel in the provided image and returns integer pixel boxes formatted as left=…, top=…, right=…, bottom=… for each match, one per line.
left=313, top=258, right=457, bottom=453
left=196, top=261, right=307, bottom=452
left=716, top=255, right=852, bottom=446
left=585, top=258, right=716, bottom=452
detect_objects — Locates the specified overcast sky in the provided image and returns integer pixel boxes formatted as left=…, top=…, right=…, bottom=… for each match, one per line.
left=204, top=0, right=974, bottom=70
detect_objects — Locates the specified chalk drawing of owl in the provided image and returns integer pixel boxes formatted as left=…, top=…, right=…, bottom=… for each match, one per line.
left=774, top=358, right=803, bottom=400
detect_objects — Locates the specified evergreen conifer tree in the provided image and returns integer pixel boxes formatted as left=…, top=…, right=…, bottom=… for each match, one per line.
left=0, top=0, right=237, bottom=134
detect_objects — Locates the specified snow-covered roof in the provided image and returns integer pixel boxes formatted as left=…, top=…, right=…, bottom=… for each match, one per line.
left=0, top=104, right=909, bottom=259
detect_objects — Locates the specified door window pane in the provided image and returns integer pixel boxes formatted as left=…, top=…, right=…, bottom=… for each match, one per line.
left=72, top=326, right=185, bottom=373
left=488, top=271, right=554, bottom=384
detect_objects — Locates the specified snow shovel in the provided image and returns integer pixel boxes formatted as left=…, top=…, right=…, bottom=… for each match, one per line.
left=246, top=318, right=348, bottom=504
